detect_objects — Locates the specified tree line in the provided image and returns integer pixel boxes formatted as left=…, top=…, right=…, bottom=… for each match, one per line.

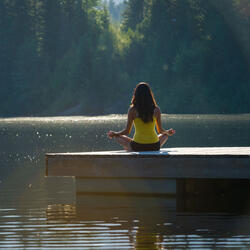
left=0, top=0, right=249, bottom=116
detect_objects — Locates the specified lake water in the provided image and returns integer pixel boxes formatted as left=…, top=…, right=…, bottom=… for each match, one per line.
left=0, top=114, right=250, bottom=249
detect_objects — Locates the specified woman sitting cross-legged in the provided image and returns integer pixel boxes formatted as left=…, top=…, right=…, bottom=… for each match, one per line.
left=107, top=82, right=175, bottom=151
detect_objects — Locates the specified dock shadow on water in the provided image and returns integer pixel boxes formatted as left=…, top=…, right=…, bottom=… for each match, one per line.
left=0, top=114, right=250, bottom=249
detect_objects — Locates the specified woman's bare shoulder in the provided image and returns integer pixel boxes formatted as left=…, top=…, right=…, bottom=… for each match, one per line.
left=154, top=106, right=161, bottom=116
left=128, top=106, right=137, bottom=118
left=128, top=105, right=136, bottom=112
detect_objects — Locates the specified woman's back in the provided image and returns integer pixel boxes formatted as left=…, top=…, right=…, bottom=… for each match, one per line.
left=133, top=116, right=159, bottom=144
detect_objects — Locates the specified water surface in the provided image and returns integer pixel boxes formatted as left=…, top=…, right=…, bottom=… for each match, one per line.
left=0, top=114, right=250, bottom=249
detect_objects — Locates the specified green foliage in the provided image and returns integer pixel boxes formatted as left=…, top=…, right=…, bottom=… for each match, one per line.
left=120, top=0, right=250, bottom=114
left=0, top=0, right=249, bottom=116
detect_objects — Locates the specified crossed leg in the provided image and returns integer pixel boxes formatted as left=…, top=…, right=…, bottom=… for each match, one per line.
left=115, top=134, right=168, bottom=151
left=115, top=135, right=132, bottom=151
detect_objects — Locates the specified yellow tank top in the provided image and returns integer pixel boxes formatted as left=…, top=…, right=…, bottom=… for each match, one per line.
left=133, top=117, right=159, bottom=144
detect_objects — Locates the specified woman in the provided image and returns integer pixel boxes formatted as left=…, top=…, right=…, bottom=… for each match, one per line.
left=107, top=82, right=175, bottom=151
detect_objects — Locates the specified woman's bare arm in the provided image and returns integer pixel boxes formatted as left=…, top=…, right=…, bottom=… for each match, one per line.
left=107, top=107, right=134, bottom=138
left=155, top=106, right=175, bottom=136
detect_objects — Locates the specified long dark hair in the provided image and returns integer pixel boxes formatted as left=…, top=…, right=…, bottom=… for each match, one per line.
left=131, top=82, right=157, bottom=123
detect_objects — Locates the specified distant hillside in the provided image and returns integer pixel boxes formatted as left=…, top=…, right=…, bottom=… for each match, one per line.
left=0, top=0, right=249, bottom=117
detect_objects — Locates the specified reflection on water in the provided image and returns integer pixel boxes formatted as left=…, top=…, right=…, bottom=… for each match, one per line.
left=0, top=114, right=250, bottom=249
left=2, top=203, right=250, bottom=249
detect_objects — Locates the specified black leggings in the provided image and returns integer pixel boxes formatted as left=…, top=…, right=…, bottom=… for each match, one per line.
left=130, top=141, right=160, bottom=152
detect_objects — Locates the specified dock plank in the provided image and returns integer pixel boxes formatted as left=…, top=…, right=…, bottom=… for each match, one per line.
left=47, top=147, right=250, bottom=157
left=46, top=147, right=250, bottom=179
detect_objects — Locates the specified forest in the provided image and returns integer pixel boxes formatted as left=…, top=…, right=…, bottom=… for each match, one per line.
left=0, top=0, right=249, bottom=116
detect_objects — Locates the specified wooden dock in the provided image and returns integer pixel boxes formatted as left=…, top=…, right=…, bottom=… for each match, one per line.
left=46, top=147, right=250, bottom=179
left=46, top=147, right=250, bottom=195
